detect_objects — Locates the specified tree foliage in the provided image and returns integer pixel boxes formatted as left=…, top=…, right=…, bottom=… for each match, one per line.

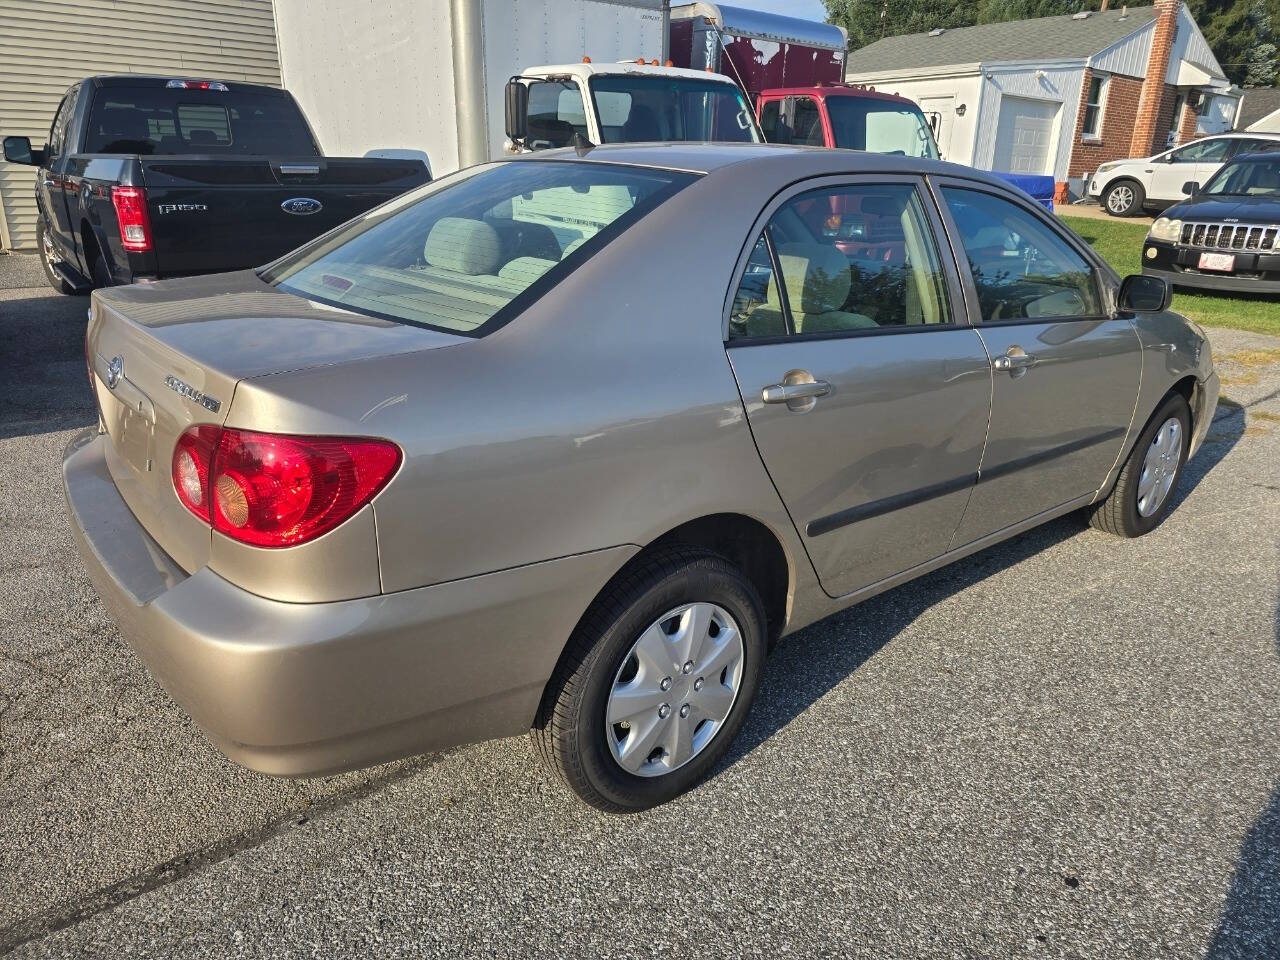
left=827, top=0, right=1280, bottom=86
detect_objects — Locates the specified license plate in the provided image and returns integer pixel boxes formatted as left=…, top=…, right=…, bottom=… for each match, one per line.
left=1198, top=252, right=1235, bottom=272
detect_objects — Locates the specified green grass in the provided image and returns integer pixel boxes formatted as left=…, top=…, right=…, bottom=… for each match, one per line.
left=1058, top=214, right=1280, bottom=337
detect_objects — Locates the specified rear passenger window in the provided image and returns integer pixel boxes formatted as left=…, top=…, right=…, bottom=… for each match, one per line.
left=942, top=187, right=1100, bottom=323
left=728, top=182, right=951, bottom=339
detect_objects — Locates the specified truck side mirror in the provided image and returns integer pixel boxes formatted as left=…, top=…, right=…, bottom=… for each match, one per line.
left=1118, top=274, right=1171, bottom=313
left=505, top=80, right=528, bottom=143
left=1182, top=180, right=1199, bottom=196
left=3, top=135, right=37, bottom=166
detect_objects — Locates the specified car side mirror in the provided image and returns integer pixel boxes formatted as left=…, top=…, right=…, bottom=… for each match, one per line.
left=3, top=135, right=39, bottom=166
left=1118, top=274, right=1171, bottom=313
left=504, top=80, right=528, bottom=143
left=1182, top=180, right=1199, bottom=196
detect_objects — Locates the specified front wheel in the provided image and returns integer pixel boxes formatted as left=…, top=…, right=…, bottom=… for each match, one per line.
left=534, top=547, right=766, bottom=812
left=1103, top=179, right=1145, bottom=217
left=1089, top=393, right=1191, bottom=537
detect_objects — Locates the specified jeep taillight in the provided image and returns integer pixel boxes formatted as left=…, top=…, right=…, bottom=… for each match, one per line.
left=171, top=426, right=401, bottom=548
left=111, top=186, right=153, bottom=252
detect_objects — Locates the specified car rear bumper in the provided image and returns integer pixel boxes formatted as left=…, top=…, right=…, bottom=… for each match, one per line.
left=63, top=429, right=636, bottom=776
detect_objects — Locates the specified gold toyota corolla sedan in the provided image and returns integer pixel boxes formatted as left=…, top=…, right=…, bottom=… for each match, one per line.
left=65, top=144, right=1219, bottom=811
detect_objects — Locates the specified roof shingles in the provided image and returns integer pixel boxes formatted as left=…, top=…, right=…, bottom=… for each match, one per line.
left=847, top=7, right=1158, bottom=74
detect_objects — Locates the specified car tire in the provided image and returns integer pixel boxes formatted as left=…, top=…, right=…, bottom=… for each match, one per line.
left=1103, top=179, right=1145, bottom=217
left=533, top=546, right=766, bottom=812
left=37, top=219, right=80, bottom=296
left=1089, top=393, right=1191, bottom=537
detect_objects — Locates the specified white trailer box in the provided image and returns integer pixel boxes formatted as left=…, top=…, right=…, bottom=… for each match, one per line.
left=274, top=0, right=668, bottom=175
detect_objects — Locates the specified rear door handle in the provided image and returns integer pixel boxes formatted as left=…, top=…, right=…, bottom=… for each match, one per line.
left=762, top=380, right=831, bottom=404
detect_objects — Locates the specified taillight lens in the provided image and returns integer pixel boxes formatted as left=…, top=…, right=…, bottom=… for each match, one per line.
left=172, top=426, right=220, bottom=522
left=111, top=186, right=153, bottom=252
left=171, top=426, right=401, bottom=548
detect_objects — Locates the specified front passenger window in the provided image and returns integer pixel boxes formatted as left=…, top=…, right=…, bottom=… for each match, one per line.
left=942, top=187, right=1100, bottom=323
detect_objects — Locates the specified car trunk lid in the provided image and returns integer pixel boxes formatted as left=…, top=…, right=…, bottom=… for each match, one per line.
left=88, top=270, right=465, bottom=573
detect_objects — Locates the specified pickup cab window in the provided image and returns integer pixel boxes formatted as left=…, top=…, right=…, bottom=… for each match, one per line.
left=83, top=87, right=319, bottom=156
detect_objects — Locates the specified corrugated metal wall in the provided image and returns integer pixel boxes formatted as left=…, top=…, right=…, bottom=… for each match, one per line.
left=0, top=0, right=280, bottom=251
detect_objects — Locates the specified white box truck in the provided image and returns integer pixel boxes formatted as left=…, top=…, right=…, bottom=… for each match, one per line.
left=273, top=0, right=760, bottom=176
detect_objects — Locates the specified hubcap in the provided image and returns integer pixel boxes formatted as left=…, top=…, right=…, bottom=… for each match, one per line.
left=605, top=602, right=745, bottom=778
left=1137, top=417, right=1182, bottom=517
left=1108, top=185, right=1134, bottom=213
left=41, top=230, right=57, bottom=267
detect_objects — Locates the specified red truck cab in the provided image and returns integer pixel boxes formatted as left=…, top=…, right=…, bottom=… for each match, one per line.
left=755, top=84, right=940, bottom=159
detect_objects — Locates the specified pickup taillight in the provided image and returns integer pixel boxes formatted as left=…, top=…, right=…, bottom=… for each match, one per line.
left=111, top=186, right=153, bottom=252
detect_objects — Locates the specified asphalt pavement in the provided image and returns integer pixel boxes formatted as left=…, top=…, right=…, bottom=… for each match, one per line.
left=1, top=255, right=1277, bottom=958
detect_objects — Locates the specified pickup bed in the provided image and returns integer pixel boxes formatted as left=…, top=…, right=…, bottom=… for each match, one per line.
left=2, top=76, right=429, bottom=294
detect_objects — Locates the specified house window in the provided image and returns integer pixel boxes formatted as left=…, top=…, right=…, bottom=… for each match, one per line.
left=1081, top=75, right=1107, bottom=139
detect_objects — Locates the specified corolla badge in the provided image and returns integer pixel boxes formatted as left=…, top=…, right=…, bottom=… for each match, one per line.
left=281, top=197, right=323, bottom=216
left=164, top=375, right=221, bottom=413
left=106, top=355, right=123, bottom=389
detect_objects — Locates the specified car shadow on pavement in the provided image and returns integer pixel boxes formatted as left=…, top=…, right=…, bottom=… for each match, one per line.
left=0, top=290, right=96, bottom=441
left=1206, top=600, right=1280, bottom=959
left=722, top=395, right=1247, bottom=774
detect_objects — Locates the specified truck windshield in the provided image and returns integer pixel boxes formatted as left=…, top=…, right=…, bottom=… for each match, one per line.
left=826, top=98, right=939, bottom=159
left=263, top=161, right=696, bottom=336
left=589, top=75, right=760, bottom=144
left=83, top=87, right=320, bottom=156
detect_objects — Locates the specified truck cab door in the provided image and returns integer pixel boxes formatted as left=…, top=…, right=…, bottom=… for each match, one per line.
left=38, top=94, right=79, bottom=265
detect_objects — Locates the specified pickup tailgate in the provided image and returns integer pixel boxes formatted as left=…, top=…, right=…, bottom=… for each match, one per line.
left=139, top=156, right=427, bottom=275
left=87, top=270, right=464, bottom=575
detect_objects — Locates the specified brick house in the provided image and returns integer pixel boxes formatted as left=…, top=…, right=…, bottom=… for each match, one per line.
left=845, top=1, right=1236, bottom=197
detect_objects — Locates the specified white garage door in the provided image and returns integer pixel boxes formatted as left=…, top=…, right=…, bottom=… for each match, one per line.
left=992, top=97, right=1059, bottom=175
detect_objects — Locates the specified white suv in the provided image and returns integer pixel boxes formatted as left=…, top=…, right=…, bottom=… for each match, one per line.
left=1087, top=132, right=1280, bottom=216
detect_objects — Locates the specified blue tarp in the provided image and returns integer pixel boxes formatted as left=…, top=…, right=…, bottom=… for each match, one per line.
left=990, top=172, right=1055, bottom=212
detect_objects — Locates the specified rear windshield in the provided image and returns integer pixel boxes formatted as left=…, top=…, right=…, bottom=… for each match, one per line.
left=263, top=161, right=696, bottom=336
left=83, top=87, right=319, bottom=156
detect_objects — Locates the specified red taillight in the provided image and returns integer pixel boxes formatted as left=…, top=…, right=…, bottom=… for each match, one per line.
left=171, top=426, right=401, bottom=548
left=172, top=426, right=220, bottom=522
left=111, top=186, right=153, bottom=252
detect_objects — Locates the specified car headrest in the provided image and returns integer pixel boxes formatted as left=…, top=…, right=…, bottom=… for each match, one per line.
left=497, top=256, right=556, bottom=284
left=424, top=217, right=502, bottom=275
left=775, top=243, right=851, bottom=315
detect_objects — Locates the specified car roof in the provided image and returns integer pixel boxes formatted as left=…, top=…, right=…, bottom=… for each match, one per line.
left=513, top=141, right=1017, bottom=189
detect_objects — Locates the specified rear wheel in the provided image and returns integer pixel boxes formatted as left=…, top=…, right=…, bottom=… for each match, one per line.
left=1089, top=393, right=1191, bottom=537
left=36, top=219, right=80, bottom=295
left=534, top=547, right=766, bottom=812
left=1103, top=179, right=1145, bottom=217
left=91, top=250, right=113, bottom=289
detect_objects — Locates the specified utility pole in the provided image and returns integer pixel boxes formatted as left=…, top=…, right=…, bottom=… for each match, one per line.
left=880, top=0, right=889, bottom=39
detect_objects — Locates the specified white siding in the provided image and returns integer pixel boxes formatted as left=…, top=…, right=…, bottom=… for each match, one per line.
left=973, top=63, right=1084, bottom=180
left=1166, top=4, right=1225, bottom=84
left=1090, top=20, right=1153, bottom=78
left=0, top=0, right=281, bottom=250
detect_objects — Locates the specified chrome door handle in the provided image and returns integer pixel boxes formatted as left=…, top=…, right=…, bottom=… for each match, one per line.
left=992, top=351, right=1037, bottom=372
left=762, top=380, right=831, bottom=404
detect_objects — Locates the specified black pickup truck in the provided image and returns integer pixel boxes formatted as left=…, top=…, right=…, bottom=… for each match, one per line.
left=2, top=76, right=429, bottom=294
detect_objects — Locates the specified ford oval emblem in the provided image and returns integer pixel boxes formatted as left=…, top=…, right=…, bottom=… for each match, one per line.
left=281, top=197, right=323, bottom=216
left=106, top=355, right=123, bottom=389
